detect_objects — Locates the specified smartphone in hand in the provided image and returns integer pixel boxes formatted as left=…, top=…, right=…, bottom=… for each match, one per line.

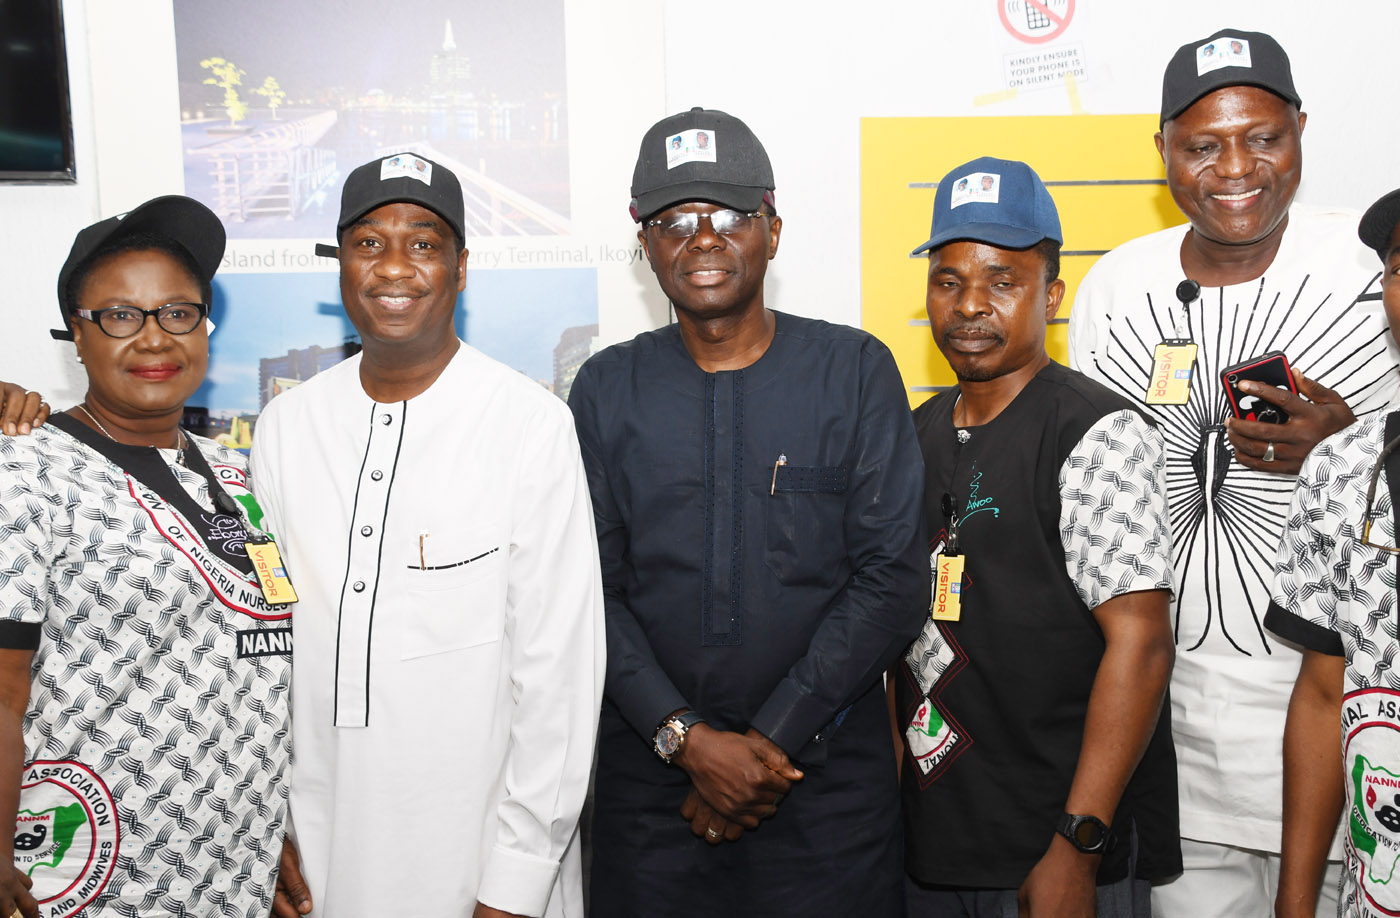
left=1221, top=351, right=1297, bottom=424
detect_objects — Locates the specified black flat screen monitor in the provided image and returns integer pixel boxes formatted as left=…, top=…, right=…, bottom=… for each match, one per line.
left=0, top=0, right=76, bottom=183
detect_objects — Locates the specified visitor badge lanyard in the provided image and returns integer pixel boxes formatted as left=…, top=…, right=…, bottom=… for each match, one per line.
left=180, top=444, right=298, bottom=606
left=1147, top=280, right=1201, bottom=406
left=49, top=413, right=296, bottom=606
left=244, top=541, right=298, bottom=606
left=932, top=433, right=967, bottom=622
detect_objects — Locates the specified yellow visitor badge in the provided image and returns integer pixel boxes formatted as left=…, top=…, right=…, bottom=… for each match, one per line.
left=1146, top=341, right=1197, bottom=405
left=246, top=539, right=298, bottom=606
left=932, top=554, right=965, bottom=622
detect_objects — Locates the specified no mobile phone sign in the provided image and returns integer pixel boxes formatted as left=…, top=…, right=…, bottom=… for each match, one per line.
left=1000, top=0, right=1075, bottom=44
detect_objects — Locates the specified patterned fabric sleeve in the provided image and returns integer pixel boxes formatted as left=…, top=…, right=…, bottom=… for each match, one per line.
left=1265, top=429, right=1372, bottom=657
left=1059, top=409, right=1174, bottom=610
left=0, top=436, right=57, bottom=634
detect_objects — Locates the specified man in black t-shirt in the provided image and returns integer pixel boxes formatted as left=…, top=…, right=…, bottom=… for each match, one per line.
left=894, top=156, right=1179, bottom=918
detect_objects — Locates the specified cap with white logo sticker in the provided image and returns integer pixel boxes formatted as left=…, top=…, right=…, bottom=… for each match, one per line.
left=910, top=156, right=1061, bottom=256
left=1196, top=37, right=1252, bottom=76
left=629, top=108, right=774, bottom=222
left=1160, top=28, right=1297, bottom=126
left=380, top=153, right=434, bottom=186
left=335, top=151, right=466, bottom=244
left=665, top=128, right=718, bottom=170
left=950, top=173, right=1001, bottom=210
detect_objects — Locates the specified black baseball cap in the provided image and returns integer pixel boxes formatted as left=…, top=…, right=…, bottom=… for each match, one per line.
left=1160, top=29, right=1300, bottom=127
left=1360, top=189, right=1400, bottom=261
left=337, top=152, right=466, bottom=244
left=52, top=195, right=225, bottom=341
left=629, top=107, right=775, bottom=222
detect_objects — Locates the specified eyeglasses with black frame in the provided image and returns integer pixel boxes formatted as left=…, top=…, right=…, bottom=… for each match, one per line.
left=71, top=302, right=210, bottom=339
left=1360, top=434, right=1400, bottom=553
left=646, top=209, right=768, bottom=239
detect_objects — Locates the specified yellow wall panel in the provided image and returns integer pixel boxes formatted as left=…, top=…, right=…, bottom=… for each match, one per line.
left=861, top=115, right=1186, bottom=406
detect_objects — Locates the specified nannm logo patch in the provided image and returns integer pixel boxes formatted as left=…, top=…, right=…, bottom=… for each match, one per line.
left=907, top=699, right=963, bottom=776
left=1342, top=688, right=1400, bottom=915
left=16, top=761, right=119, bottom=917
left=237, top=627, right=293, bottom=658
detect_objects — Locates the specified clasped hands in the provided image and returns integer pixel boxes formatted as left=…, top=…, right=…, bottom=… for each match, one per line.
left=672, top=724, right=803, bottom=845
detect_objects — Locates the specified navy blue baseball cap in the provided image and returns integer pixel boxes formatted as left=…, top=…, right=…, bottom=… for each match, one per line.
left=910, top=157, right=1062, bottom=256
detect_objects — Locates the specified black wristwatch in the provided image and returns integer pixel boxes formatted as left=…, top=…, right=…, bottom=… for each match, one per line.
left=1055, top=812, right=1115, bottom=854
left=653, top=710, right=705, bottom=763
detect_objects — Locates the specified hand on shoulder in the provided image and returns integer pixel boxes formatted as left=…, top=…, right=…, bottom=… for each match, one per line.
left=0, top=383, right=50, bottom=437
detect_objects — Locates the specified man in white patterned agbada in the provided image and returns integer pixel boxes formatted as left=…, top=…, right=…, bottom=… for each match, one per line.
left=1268, top=188, right=1400, bottom=918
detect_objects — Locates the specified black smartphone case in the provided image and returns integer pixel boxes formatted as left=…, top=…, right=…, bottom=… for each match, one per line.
left=1220, top=351, right=1296, bottom=423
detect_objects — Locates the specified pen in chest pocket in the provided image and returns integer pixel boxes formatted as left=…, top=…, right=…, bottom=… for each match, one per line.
left=419, top=530, right=428, bottom=571
left=770, top=453, right=787, bottom=495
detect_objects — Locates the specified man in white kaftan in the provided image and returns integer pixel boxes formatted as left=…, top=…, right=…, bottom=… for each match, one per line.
left=252, top=152, right=604, bottom=918
left=1068, top=28, right=1399, bottom=918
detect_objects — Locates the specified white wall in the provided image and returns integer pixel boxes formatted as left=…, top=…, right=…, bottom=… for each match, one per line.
left=3, top=0, right=1397, bottom=394
left=1, top=0, right=98, bottom=407
left=660, top=0, right=1400, bottom=329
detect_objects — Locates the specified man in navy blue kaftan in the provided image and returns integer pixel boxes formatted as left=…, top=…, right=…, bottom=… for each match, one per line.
left=569, top=107, right=929, bottom=917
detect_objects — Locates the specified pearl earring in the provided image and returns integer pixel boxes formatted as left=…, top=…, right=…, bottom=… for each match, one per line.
left=76, top=354, right=84, bottom=364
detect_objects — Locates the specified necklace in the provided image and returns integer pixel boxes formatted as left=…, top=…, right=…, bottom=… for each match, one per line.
left=74, top=403, right=188, bottom=466
left=951, top=394, right=971, bottom=443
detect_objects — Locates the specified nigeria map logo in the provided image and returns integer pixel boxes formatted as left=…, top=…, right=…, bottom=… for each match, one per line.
left=1352, top=754, right=1400, bottom=914
left=906, top=698, right=961, bottom=776
left=15, top=761, right=118, bottom=917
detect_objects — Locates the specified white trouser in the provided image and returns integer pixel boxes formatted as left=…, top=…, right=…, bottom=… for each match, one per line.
left=1151, top=838, right=1341, bottom=918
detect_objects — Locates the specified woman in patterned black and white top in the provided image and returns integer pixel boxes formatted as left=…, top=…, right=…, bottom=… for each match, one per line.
left=0, top=197, right=293, bottom=918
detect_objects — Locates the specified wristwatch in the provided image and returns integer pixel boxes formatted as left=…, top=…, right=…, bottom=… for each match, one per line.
left=653, top=710, right=705, bottom=763
left=1055, top=812, right=1115, bottom=854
